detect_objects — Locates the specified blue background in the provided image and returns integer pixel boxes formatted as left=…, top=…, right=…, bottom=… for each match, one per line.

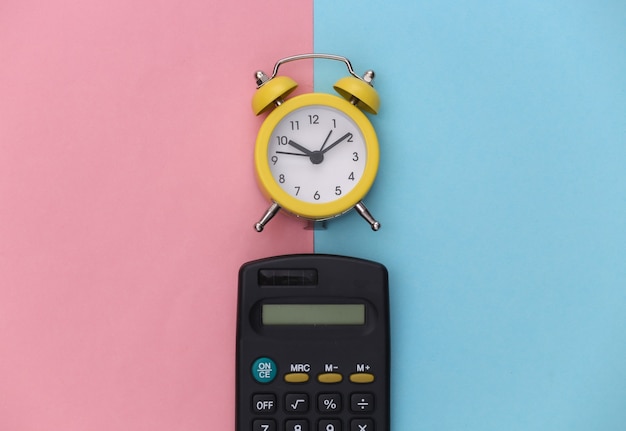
left=314, top=1, right=626, bottom=430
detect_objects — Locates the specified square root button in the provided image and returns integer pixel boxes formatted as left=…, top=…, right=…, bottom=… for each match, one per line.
left=285, top=393, right=309, bottom=413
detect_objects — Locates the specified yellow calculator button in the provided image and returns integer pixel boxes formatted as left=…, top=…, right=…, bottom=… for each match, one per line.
left=284, top=372, right=310, bottom=383
left=317, top=373, right=343, bottom=383
left=349, top=373, right=375, bottom=383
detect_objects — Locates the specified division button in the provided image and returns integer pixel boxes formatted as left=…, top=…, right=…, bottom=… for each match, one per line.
left=317, top=372, right=343, bottom=384
left=349, top=373, right=375, bottom=384
left=252, top=357, right=277, bottom=383
left=350, top=393, right=374, bottom=412
left=284, top=372, right=310, bottom=383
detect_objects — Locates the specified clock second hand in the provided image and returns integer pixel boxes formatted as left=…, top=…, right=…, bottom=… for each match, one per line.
left=275, top=150, right=310, bottom=156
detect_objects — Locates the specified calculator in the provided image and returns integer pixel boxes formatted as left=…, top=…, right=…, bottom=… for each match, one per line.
left=236, top=254, right=390, bottom=431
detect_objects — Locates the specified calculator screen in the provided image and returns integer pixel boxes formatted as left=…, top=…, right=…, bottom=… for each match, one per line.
left=262, top=303, right=365, bottom=325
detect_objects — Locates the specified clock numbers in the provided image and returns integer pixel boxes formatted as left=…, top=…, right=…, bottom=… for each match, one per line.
left=268, top=105, right=366, bottom=205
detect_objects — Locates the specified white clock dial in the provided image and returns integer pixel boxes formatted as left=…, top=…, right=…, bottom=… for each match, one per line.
left=268, top=105, right=367, bottom=204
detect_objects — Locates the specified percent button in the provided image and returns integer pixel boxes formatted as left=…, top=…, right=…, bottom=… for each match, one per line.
left=318, top=393, right=341, bottom=413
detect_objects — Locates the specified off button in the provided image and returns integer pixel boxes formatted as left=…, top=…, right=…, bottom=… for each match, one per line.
left=252, top=357, right=277, bottom=383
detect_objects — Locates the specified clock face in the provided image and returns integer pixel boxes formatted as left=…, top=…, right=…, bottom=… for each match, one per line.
left=267, top=105, right=367, bottom=204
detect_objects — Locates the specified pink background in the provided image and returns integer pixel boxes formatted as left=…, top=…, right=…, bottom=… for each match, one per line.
left=0, top=1, right=313, bottom=429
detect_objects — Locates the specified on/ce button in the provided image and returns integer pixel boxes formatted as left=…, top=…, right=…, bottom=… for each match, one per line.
left=252, top=357, right=277, bottom=383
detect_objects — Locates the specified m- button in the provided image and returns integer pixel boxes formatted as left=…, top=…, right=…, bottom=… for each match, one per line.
left=317, top=372, right=343, bottom=383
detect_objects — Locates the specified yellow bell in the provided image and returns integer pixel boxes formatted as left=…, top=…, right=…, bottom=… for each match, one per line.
left=333, top=76, right=380, bottom=115
left=252, top=75, right=298, bottom=115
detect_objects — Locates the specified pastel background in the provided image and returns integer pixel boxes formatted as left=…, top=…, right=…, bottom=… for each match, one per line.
left=1, top=1, right=625, bottom=431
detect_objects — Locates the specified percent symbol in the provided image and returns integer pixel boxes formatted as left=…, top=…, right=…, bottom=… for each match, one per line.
left=323, top=399, right=337, bottom=410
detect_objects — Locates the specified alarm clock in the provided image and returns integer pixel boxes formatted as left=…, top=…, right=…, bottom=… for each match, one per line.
left=252, top=54, right=381, bottom=232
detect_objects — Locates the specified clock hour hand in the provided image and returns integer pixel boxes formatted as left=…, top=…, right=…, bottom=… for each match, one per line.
left=321, top=132, right=352, bottom=154
left=287, top=139, right=314, bottom=156
left=285, top=139, right=324, bottom=165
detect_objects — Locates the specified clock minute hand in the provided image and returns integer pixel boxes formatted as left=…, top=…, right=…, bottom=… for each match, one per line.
left=321, top=132, right=353, bottom=154
left=319, top=129, right=333, bottom=152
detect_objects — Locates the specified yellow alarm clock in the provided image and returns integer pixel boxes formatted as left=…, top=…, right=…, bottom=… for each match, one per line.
left=252, top=54, right=381, bottom=232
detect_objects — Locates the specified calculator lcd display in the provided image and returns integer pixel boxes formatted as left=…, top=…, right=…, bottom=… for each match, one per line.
left=262, top=304, right=365, bottom=325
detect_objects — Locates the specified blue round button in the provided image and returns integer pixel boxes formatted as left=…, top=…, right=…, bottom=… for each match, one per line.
left=251, top=357, right=277, bottom=383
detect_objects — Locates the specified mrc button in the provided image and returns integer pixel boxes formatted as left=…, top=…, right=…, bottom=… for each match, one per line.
left=251, top=357, right=277, bottom=383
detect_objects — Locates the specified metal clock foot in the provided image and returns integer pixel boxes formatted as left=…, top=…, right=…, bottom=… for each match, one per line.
left=354, top=201, right=381, bottom=231
left=255, top=202, right=281, bottom=232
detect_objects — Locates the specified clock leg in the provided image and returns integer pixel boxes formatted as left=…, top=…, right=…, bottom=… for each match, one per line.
left=254, top=202, right=281, bottom=232
left=354, top=201, right=381, bottom=231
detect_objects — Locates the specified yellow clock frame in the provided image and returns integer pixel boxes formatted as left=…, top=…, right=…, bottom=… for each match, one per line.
left=251, top=53, right=382, bottom=232
left=255, top=92, right=379, bottom=220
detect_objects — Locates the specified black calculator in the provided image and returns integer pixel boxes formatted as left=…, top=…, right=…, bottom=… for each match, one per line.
left=236, top=254, right=390, bottom=431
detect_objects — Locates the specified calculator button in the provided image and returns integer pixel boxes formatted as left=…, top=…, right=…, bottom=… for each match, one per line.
left=317, top=393, right=341, bottom=413
left=350, top=418, right=374, bottom=431
left=350, top=394, right=374, bottom=412
left=252, top=394, right=277, bottom=413
left=317, top=372, right=343, bottom=383
left=286, top=419, right=309, bottom=431
left=285, top=393, right=309, bottom=413
left=318, top=419, right=342, bottom=431
left=284, top=372, right=310, bottom=383
left=349, top=373, right=375, bottom=384
left=253, top=419, right=276, bottom=431
left=251, top=357, right=277, bottom=383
